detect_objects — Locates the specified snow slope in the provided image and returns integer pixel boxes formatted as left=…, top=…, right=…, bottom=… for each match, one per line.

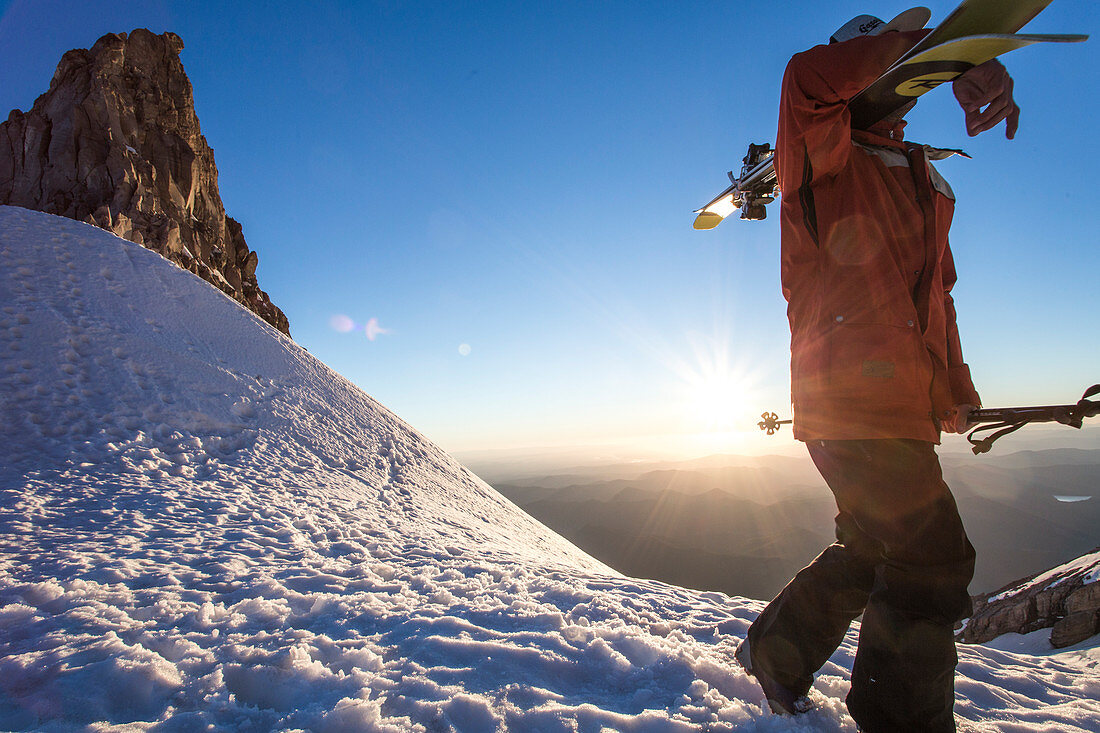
left=1, top=205, right=1098, bottom=731
left=987, top=549, right=1100, bottom=605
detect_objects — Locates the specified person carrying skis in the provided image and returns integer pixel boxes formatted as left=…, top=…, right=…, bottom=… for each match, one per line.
left=735, top=7, right=1019, bottom=732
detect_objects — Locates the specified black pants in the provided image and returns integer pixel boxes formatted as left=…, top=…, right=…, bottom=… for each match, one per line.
left=746, top=439, right=975, bottom=732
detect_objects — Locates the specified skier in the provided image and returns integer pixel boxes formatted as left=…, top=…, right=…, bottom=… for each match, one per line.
left=735, top=8, right=1019, bottom=732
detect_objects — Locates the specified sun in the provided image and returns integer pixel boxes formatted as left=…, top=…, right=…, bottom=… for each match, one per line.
left=672, top=333, right=761, bottom=435
left=682, top=370, right=756, bottom=432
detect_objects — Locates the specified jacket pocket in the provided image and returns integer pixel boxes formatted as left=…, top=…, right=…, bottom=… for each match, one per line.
left=825, top=321, right=932, bottom=408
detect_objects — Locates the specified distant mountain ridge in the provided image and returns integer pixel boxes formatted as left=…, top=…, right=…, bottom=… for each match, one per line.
left=495, top=450, right=1100, bottom=598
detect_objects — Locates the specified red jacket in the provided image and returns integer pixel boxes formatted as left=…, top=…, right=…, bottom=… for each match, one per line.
left=776, top=31, right=981, bottom=442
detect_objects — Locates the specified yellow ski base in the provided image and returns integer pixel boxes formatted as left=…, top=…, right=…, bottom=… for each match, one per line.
left=693, top=212, right=724, bottom=230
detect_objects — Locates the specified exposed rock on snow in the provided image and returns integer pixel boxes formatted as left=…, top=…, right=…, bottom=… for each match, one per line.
left=960, top=547, right=1100, bottom=648
left=0, top=29, right=289, bottom=334
left=2, top=206, right=1099, bottom=730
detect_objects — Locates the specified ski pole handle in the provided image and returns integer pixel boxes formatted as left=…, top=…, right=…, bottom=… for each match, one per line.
left=966, top=384, right=1098, bottom=453
left=969, top=384, right=1100, bottom=429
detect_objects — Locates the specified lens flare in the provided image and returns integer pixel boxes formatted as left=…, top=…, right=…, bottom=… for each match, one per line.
left=331, top=314, right=391, bottom=341
left=365, top=317, right=390, bottom=341
left=703, top=193, right=738, bottom=220
left=329, top=314, right=356, bottom=333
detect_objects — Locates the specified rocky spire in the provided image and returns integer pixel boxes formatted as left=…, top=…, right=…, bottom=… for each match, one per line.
left=0, top=29, right=289, bottom=335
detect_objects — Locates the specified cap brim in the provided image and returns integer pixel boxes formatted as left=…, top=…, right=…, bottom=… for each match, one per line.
left=881, top=6, right=931, bottom=34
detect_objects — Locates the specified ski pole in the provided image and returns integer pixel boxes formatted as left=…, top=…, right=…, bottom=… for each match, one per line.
left=964, top=384, right=1099, bottom=454
left=757, top=384, right=1099, bottom=453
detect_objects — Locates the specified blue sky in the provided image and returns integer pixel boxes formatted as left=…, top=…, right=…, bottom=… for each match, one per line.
left=2, top=0, right=1097, bottom=457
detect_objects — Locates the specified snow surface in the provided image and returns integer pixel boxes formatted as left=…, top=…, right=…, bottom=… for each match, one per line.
left=986, top=549, right=1100, bottom=604
left=983, top=628, right=1100, bottom=657
left=1, top=205, right=1098, bottom=731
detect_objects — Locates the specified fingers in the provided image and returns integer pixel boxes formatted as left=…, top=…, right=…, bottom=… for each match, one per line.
left=964, top=95, right=1020, bottom=138
left=940, top=407, right=958, bottom=434
left=953, top=404, right=978, bottom=434
left=943, top=405, right=977, bottom=434
left=956, top=407, right=972, bottom=433
left=1005, top=101, right=1020, bottom=139
left=967, top=72, right=1016, bottom=136
left=952, top=60, right=1019, bottom=138
left=965, top=92, right=1014, bottom=136
left=954, top=76, right=999, bottom=112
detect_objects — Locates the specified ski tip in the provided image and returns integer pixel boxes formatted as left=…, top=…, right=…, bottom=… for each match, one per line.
left=693, top=212, right=724, bottom=230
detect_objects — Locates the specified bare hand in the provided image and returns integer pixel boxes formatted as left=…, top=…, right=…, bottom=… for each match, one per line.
left=953, top=59, right=1019, bottom=138
left=943, top=404, right=978, bottom=434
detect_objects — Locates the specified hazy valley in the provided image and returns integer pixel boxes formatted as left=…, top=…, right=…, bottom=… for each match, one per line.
left=484, top=448, right=1100, bottom=599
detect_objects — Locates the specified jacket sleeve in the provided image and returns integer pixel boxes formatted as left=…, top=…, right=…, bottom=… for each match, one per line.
left=775, top=30, right=926, bottom=192
left=941, top=242, right=982, bottom=407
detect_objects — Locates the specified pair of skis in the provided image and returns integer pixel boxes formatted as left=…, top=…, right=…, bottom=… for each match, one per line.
left=758, top=385, right=1100, bottom=454
left=692, top=0, right=1087, bottom=230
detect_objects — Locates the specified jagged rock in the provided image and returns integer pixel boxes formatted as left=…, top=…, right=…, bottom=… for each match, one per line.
left=0, top=29, right=289, bottom=335
left=964, top=595, right=1038, bottom=642
left=1066, top=581, right=1100, bottom=614
left=1050, top=610, right=1099, bottom=649
left=959, top=547, right=1100, bottom=647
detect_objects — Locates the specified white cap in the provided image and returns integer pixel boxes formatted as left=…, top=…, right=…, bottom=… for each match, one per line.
left=829, top=6, right=931, bottom=44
